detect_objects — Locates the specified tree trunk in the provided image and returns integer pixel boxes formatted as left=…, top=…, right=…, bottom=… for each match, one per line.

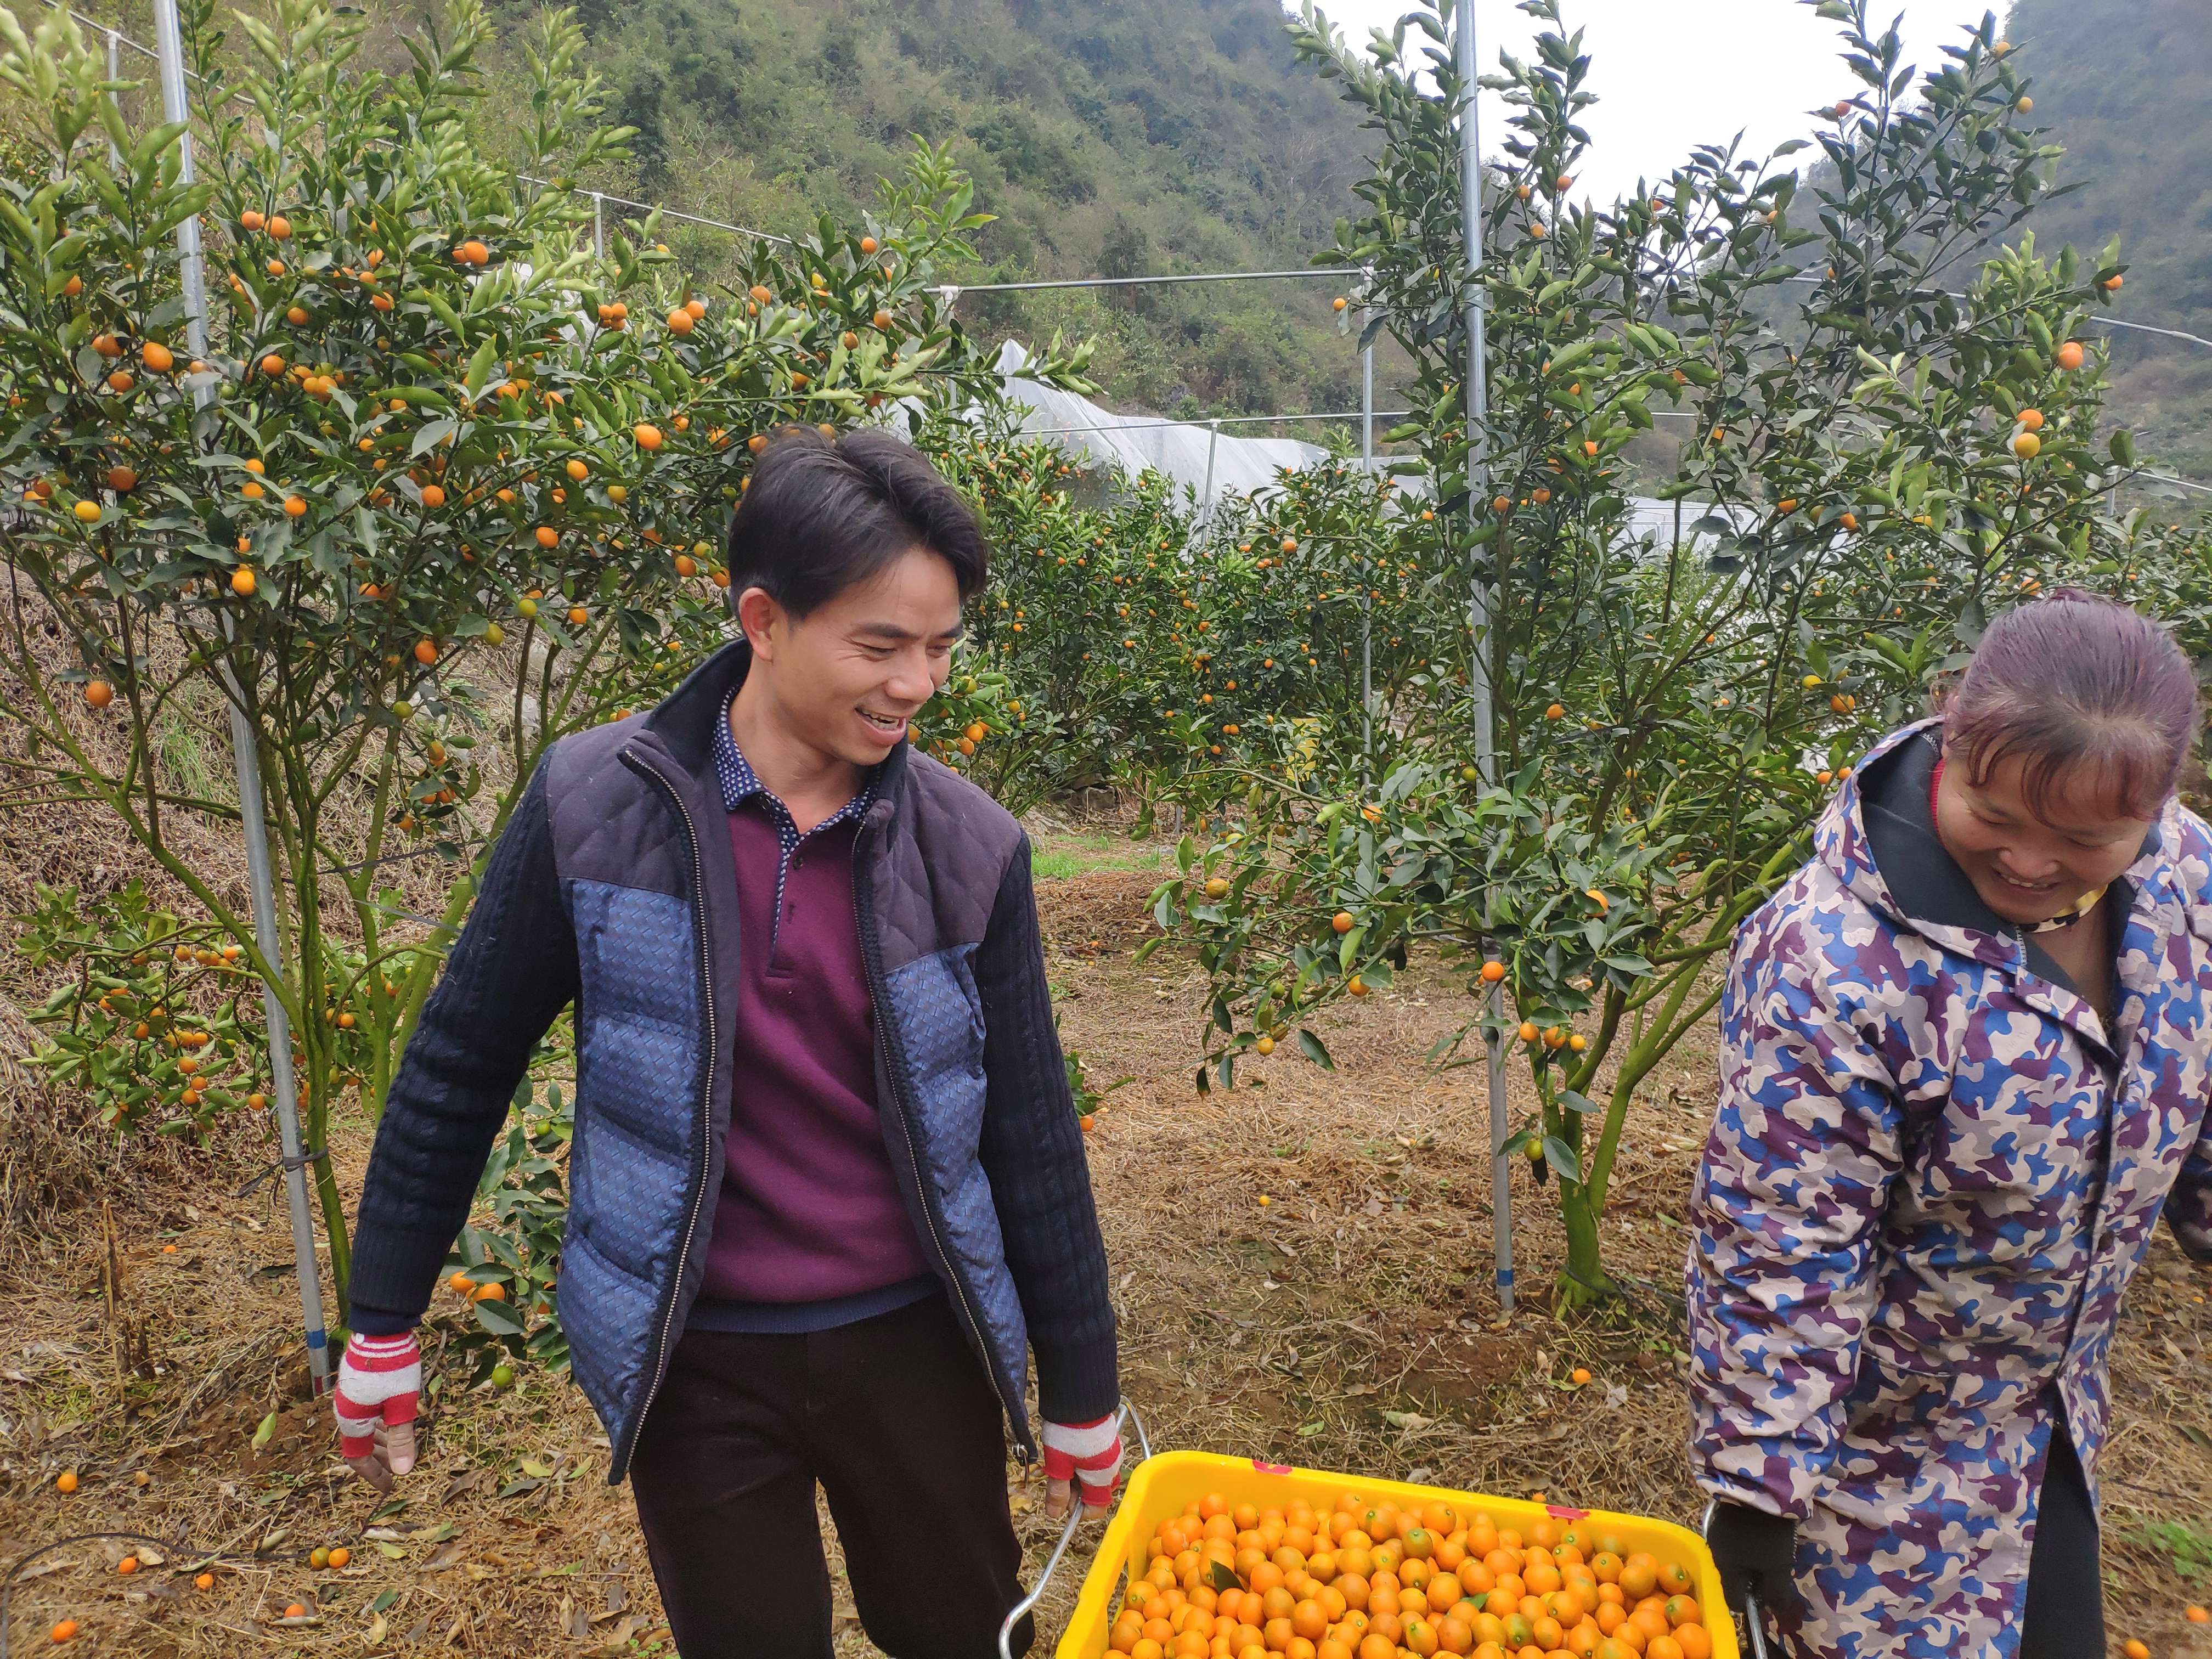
left=306, top=1086, right=355, bottom=1324
left=1554, top=1181, right=1616, bottom=1310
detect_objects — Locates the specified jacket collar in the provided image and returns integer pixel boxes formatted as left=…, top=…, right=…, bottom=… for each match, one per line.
left=633, top=637, right=912, bottom=822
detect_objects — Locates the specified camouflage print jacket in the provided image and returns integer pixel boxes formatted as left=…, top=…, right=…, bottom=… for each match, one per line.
left=1687, top=719, right=2212, bottom=1659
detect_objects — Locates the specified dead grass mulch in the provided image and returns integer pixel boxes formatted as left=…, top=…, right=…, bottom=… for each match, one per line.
left=1, top=865, right=2208, bottom=1658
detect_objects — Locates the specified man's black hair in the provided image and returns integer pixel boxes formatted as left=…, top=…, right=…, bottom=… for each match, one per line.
left=723, top=426, right=989, bottom=620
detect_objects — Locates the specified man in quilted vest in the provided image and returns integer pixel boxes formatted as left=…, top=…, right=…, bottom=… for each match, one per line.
left=334, top=426, right=1123, bottom=1657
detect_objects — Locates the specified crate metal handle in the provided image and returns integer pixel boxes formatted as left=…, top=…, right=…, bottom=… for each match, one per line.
left=998, top=1402, right=1152, bottom=1659
left=1742, top=1591, right=1773, bottom=1659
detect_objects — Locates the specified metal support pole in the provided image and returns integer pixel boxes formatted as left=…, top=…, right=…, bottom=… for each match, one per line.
left=155, top=14, right=207, bottom=368
left=1361, top=343, right=1374, bottom=784
left=105, top=32, right=121, bottom=170
left=1199, top=417, right=1220, bottom=540
left=154, top=0, right=331, bottom=1391
left=592, top=193, right=605, bottom=259
left=1457, top=0, right=1514, bottom=1316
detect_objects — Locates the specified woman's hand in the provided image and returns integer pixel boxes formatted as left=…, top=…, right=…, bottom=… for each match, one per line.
left=1705, top=1501, right=1801, bottom=1618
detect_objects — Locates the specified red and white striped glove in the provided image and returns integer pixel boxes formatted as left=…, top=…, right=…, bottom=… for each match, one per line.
left=1041, top=1415, right=1123, bottom=1518
left=333, top=1332, right=421, bottom=1493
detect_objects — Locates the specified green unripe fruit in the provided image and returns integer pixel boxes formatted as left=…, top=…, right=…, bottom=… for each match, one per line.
left=490, top=1362, right=515, bottom=1388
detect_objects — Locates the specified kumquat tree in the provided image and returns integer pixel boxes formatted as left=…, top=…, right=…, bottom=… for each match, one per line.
left=918, top=428, right=1434, bottom=819
left=914, top=422, right=1192, bottom=815
left=0, top=0, right=1091, bottom=1325
left=1150, top=0, right=2211, bottom=1307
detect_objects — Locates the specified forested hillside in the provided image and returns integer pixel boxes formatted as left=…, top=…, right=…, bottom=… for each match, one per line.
left=2004, top=0, right=2212, bottom=478
left=454, top=0, right=1382, bottom=420
left=26, top=0, right=2207, bottom=467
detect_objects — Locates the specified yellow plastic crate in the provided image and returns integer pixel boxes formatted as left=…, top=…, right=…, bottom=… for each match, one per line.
left=1052, top=1450, right=1737, bottom=1659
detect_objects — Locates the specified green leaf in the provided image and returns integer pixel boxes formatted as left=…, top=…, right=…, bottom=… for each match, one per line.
left=425, top=292, right=467, bottom=339
left=1866, top=633, right=1914, bottom=673
left=1297, top=1029, right=1335, bottom=1070
left=251, top=1410, right=276, bottom=1452
left=462, top=338, right=496, bottom=397
left=1556, top=1090, right=1601, bottom=1114
left=1546, top=340, right=1598, bottom=379
left=2108, top=429, right=2135, bottom=469
left=1542, top=1135, right=1584, bottom=1184
left=409, top=418, right=457, bottom=460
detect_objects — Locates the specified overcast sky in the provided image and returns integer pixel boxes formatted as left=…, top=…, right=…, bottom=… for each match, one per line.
left=1291, top=1, right=2003, bottom=207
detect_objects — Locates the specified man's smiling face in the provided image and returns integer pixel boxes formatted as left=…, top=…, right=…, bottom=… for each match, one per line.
left=742, top=544, right=964, bottom=770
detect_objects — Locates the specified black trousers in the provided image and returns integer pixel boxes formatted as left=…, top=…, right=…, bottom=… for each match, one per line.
left=2019, top=1412, right=2103, bottom=1657
left=628, top=1294, right=1034, bottom=1659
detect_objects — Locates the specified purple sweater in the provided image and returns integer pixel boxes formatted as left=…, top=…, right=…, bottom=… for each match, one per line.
left=689, top=717, right=934, bottom=1329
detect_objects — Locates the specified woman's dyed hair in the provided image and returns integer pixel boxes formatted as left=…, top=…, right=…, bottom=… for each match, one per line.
left=1940, top=588, right=2200, bottom=821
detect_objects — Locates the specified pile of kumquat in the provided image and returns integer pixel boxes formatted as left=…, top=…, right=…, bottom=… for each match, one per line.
left=1106, top=1491, right=1714, bottom=1659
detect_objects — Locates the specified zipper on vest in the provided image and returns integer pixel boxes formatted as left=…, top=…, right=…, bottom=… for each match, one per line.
left=850, top=815, right=1031, bottom=1458
left=617, top=746, right=721, bottom=1471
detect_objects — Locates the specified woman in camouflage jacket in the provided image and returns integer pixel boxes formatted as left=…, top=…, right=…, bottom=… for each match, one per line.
left=1688, top=592, right=2212, bottom=1659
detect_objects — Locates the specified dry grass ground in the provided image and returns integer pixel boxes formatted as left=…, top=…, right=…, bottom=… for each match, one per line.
left=1, top=840, right=2209, bottom=1658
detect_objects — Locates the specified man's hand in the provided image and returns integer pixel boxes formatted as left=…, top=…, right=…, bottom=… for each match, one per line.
left=1705, top=1501, right=1801, bottom=1620
left=334, top=1331, right=422, bottom=1493
left=1041, top=1415, right=1123, bottom=1521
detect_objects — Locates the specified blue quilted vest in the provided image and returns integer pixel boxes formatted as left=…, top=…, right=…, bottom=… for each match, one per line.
left=541, top=643, right=1037, bottom=1481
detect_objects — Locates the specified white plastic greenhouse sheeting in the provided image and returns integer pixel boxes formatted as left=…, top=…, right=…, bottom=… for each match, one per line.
left=984, top=341, right=1746, bottom=546
left=991, top=341, right=1335, bottom=504
left=1624, top=494, right=1752, bottom=548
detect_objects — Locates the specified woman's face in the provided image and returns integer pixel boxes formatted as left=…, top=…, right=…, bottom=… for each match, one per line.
left=1933, top=743, right=2157, bottom=926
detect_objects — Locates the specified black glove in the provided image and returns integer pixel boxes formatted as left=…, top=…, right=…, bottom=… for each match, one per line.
left=1705, top=1501, right=1801, bottom=1618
